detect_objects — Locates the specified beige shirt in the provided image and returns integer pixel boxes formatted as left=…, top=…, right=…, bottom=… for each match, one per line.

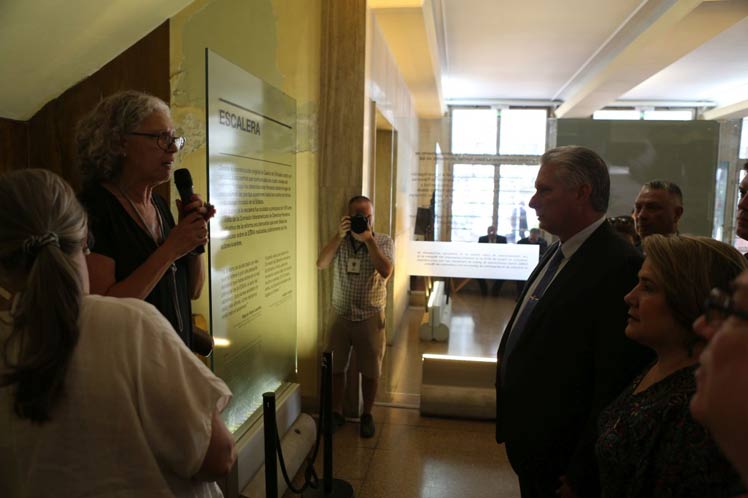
left=0, top=295, right=232, bottom=498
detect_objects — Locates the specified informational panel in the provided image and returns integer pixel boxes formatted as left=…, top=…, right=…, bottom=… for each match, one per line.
left=207, top=50, right=296, bottom=433
left=407, top=241, right=539, bottom=280
left=556, top=119, right=719, bottom=236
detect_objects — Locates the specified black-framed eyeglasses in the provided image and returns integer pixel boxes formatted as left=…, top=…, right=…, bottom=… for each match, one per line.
left=704, top=287, right=748, bottom=324
left=128, top=131, right=186, bottom=152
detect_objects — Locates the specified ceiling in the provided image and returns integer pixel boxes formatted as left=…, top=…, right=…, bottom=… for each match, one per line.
left=621, top=16, right=748, bottom=105
left=441, top=0, right=645, bottom=101
left=0, top=0, right=193, bottom=121
left=372, top=0, right=748, bottom=119
left=1, top=1, right=746, bottom=121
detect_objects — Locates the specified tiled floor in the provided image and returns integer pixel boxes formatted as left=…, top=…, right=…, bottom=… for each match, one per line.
left=286, top=406, right=520, bottom=498
left=285, top=281, right=521, bottom=497
left=378, top=280, right=518, bottom=405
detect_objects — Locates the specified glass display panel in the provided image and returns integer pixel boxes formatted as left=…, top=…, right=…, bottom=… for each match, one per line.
left=206, top=50, right=297, bottom=435
left=556, top=118, right=719, bottom=236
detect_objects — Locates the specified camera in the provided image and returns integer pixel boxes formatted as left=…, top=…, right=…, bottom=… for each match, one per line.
left=350, top=213, right=369, bottom=234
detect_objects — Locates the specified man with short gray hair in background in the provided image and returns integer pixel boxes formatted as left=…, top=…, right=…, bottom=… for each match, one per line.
left=496, top=145, right=652, bottom=498
left=632, top=180, right=683, bottom=239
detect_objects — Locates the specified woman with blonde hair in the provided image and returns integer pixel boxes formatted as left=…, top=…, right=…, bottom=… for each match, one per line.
left=0, top=169, right=234, bottom=497
left=595, top=235, right=746, bottom=498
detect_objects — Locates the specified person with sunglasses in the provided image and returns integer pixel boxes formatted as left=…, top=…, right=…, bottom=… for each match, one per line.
left=593, top=235, right=746, bottom=498
left=76, top=91, right=214, bottom=351
left=692, top=270, right=748, bottom=491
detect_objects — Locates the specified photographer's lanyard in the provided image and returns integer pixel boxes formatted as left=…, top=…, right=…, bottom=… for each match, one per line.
left=349, top=234, right=365, bottom=255
left=347, top=234, right=366, bottom=274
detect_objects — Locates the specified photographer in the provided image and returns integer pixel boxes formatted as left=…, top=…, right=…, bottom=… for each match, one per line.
left=316, top=195, right=393, bottom=438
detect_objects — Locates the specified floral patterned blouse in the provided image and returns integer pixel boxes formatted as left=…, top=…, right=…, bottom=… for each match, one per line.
left=596, top=364, right=744, bottom=498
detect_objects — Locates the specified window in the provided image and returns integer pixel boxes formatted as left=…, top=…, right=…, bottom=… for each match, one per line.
left=499, top=109, right=547, bottom=155
left=592, top=109, right=695, bottom=121
left=713, top=161, right=728, bottom=242
left=448, top=107, right=546, bottom=242
left=451, top=108, right=497, bottom=154
left=498, top=164, right=540, bottom=243
left=643, top=109, right=694, bottom=121
left=740, top=117, right=748, bottom=160
left=593, top=109, right=641, bottom=120
left=450, top=164, right=496, bottom=242
left=735, top=169, right=748, bottom=254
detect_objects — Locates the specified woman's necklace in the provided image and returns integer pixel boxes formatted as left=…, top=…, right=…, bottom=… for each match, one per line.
left=117, top=185, right=164, bottom=244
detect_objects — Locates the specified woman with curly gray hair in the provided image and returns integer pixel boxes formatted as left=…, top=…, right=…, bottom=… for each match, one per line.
left=0, top=169, right=235, bottom=497
left=77, top=90, right=213, bottom=350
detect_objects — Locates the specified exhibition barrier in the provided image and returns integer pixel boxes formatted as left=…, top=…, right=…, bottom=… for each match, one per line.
left=419, top=280, right=451, bottom=342
left=420, top=353, right=497, bottom=419
left=262, top=352, right=354, bottom=498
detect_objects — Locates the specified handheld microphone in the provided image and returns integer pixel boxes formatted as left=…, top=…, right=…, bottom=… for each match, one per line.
left=173, top=168, right=205, bottom=254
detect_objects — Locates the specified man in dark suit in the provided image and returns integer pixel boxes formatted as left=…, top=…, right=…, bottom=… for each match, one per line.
left=515, top=228, right=548, bottom=297
left=496, top=146, right=652, bottom=498
left=478, top=225, right=507, bottom=296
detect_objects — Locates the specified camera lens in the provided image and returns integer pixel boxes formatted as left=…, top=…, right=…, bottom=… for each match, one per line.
left=350, top=213, right=368, bottom=234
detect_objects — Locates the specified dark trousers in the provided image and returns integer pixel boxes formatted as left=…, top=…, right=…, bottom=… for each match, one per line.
left=517, top=473, right=560, bottom=498
left=478, top=278, right=504, bottom=296
left=506, top=442, right=563, bottom=498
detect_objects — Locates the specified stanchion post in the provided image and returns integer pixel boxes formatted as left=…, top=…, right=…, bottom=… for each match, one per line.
left=303, top=351, right=355, bottom=498
left=263, top=392, right=278, bottom=498
left=322, top=351, right=333, bottom=494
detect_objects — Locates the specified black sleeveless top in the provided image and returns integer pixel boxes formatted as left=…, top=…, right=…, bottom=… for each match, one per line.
left=79, top=183, right=193, bottom=348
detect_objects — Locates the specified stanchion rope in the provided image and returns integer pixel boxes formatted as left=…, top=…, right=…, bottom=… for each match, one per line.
left=271, top=365, right=327, bottom=494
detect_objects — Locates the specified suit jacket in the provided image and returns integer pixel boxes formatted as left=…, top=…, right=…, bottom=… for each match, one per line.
left=496, top=221, right=652, bottom=497
left=479, top=235, right=507, bottom=244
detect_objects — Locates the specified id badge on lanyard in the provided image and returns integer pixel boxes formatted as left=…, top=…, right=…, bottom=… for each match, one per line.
left=347, top=236, right=364, bottom=274
left=347, top=258, right=361, bottom=274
